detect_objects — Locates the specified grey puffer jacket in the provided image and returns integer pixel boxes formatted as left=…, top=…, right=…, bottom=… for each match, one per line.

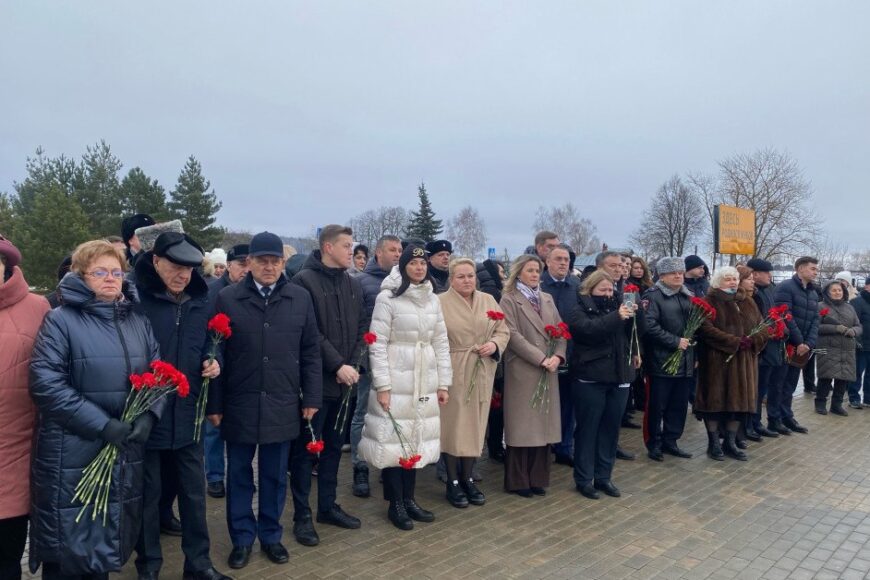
left=816, top=281, right=862, bottom=382
left=29, top=274, right=161, bottom=575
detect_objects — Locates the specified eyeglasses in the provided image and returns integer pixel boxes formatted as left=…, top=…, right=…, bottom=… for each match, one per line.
left=87, top=269, right=125, bottom=279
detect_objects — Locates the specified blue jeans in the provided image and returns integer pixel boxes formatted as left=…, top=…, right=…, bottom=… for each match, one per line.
left=849, top=351, right=870, bottom=404
left=350, top=373, right=371, bottom=467
left=225, top=440, right=290, bottom=547
left=204, top=421, right=225, bottom=484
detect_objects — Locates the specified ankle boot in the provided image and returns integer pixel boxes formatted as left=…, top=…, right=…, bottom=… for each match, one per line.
left=706, top=431, right=725, bottom=461
left=815, top=399, right=828, bottom=415
left=723, top=431, right=748, bottom=461
left=446, top=481, right=469, bottom=508
left=830, top=402, right=848, bottom=416
left=387, top=500, right=413, bottom=530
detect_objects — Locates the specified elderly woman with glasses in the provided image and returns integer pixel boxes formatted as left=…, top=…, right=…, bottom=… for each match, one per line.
left=28, top=240, right=162, bottom=580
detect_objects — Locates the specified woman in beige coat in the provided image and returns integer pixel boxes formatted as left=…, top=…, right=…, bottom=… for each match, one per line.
left=500, top=254, right=566, bottom=497
left=439, top=258, right=510, bottom=508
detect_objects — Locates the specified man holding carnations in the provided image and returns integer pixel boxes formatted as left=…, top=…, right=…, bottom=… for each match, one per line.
left=641, top=257, right=697, bottom=462
left=208, top=232, right=322, bottom=570
left=132, top=232, right=229, bottom=580
left=289, top=225, right=369, bottom=546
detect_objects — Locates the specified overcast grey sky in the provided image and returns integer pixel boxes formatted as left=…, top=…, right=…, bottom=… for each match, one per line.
left=2, top=2, right=867, bottom=255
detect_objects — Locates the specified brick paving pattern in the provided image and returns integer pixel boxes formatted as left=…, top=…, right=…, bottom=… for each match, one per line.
left=23, top=389, right=870, bottom=579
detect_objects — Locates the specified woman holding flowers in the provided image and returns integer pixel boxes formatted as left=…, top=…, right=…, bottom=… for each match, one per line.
left=438, top=258, right=510, bottom=508
left=499, top=254, right=565, bottom=497
left=569, top=270, right=643, bottom=500
left=359, top=245, right=452, bottom=531
left=29, top=240, right=161, bottom=579
left=695, top=266, right=767, bottom=461
left=815, top=279, right=862, bottom=416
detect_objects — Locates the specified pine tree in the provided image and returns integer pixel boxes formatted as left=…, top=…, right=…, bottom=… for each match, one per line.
left=13, top=147, right=78, bottom=218
left=120, top=167, right=169, bottom=221
left=0, top=192, right=14, bottom=237
left=404, top=182, right=443, bottom=241
left=74, top=140, right=124, bottom=236
left=168, top=156, right=224, bottom=249
left=14, top=184, right=92, bottom=290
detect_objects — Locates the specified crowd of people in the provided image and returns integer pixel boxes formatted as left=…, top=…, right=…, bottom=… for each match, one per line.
left=1, top=218, right=869, bottom=579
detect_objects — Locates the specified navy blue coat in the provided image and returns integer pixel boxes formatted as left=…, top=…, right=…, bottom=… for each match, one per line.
left=541, top=271, right=581, bottom=360
left=210, top=273, right=322, bottom=445
left=851, top=290, right=870, bottom=351
left=358, top=258, right=391, bottom=317
left=29, top=275, right=161, bottom=575
left=134, top=254, right=213, bottom=450
left=753, top=281, right=787, bottom=367
left=774, top=274, right=820, bottom=348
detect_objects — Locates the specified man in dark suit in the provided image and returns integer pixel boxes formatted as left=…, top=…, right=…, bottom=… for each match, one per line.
left=208, top=232, right=322, bottom=570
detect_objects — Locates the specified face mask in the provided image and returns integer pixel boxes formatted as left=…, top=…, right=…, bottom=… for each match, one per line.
left=723, top=288, right=738, bottom=295
left=592, top=295, right=618, bottom=312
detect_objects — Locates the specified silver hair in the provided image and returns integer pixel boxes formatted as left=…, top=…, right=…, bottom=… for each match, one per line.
left=710, top=266, right=740, bottom=289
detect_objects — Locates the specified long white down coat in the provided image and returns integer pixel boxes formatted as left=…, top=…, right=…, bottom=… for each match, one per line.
left=359, top=267, right=452, bottom=469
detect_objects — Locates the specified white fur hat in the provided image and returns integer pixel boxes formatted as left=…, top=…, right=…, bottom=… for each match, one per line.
left=834, top=271, right=853, bottom=284
left=210, top=248, right=227, bottom=266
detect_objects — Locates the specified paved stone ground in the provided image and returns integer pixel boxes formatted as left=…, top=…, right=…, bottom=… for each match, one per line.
left=24, top=388, right=870, bottom=579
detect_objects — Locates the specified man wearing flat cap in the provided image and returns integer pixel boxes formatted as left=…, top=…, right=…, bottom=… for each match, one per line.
left=133, top=232, right=230, bottom=580
left=208, top=232, right=322, bottom=570
left=747, top=258, right=788, bottom=438
left=203, top=243, right=250, bottom=499
left=426, top=239, right=452, bottom=294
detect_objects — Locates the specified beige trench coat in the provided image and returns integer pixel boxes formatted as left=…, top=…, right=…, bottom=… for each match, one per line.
left=500, top=288, right=566, bottom=447
left=438, top=288, right=511, bottom=456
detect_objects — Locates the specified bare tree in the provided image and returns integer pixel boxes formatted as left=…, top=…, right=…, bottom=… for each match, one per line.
left=697, top=149, right=819, bottom=261
left=850, top=249, right=870, bottom=273
left=811, top=236, right=851, bottom=280
left=348, top=206, right=411, bottom=247
left=629, top=174, right=704, bottom=261
left=532, top=203, right=600, bottom=254
left=446, top=206, right=487, bottom=259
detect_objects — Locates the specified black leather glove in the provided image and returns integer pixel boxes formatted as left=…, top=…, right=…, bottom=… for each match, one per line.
left=127, top=412, right=156, bottom=444
left=101, top=418, right=133, bottom=447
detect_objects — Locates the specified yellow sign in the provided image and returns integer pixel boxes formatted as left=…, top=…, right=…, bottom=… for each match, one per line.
left=715, top=205, right=756, bottom=255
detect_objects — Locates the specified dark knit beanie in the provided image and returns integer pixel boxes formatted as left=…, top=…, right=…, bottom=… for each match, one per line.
left=400, top=245, right=427, bottom=272
left=684, top=255, right=706, bottom=272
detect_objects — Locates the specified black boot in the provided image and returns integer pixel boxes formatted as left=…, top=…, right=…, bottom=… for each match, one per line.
left=387, top=500, right=413, bottom=530
left=831, top=383, right=849, bottom=416
left=723, top=431, right=747, bottom=461
left=461, top=479, right=486, bottom=506
left=446, top=481, right=469, bottom=508
left=757, top=424, right=779, bottom=438
left=744, top=424, right=762, bottom=442
left=352, top=465, right=370, bottom=497
left=830, top=403, right=848, bottom=416
left=706, top=431, right=724, bottom=461
left=814, top=399, right=828, bottom=415
left=768, top=419, right=791, bottom=436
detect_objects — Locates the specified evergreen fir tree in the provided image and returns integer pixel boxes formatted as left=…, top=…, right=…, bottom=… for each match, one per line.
left=0, top=192, right=14, bottom=237
left=404, top=182, right=443, bottom=241
left=120, top=167, right=169, bottom=221
left=74, top=140, right=124, bottom=236
left=168, top=156, right=224, bottom=249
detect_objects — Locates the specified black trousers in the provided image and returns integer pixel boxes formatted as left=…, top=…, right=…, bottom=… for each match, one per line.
left=487, top=377, right=505, bottom=457
left=0, top=515, right=27, bottom=580
left=159, top=450, right=179, bottom=523
left=290, top=398, right=343, bottom=519
left=781, top=364, right=803, bottom=419
left=136, top=442, right=212, bottom=574
left=816, top=378, right=848, bottom=405
left=381, top=467, right=417, bottom=502
left=803, top=353, right=817, bottom=389
left=644, top=376, right=692, bottom=449
left=573, top=381, right=629, bottom=486
left=41, top=562, right=108, bottom=580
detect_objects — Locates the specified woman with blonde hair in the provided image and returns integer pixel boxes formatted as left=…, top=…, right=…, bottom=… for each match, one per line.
left=438, top=258, right=510, bottom=507
left=499, top=255, right=565, bottom=497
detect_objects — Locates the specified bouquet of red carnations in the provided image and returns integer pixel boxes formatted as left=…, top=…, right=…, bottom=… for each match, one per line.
left=530, top=323, right=571, bottom=412
left=726, top=304, right=790, bottom=363
left=663, top=297, right=716, bottom=375
left=335, top=332, right=378, bottom=434
left=73, top=360, right=189, bottom=524
left=387, top=410, right=421, bottom=469
left=466, top=310, right=505, bottom=403
left=193, top=313, right=232, bottom=442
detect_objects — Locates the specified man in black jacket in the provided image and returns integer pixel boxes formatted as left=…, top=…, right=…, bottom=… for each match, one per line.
left=748, top=258, right=787, bottom=437
left=641, top=257, right=695, bottom=462
left=203, top=243, right=249, bottom=499
left=773, top=256, right=820, bottom=434
left=133, top=232, right=229, bottom=580
left=351, top=234, right=402, bottom=496
left=849, top=278, right=870, bottom=408
left=290, top=225, right=367, bottom=546
left=427, top=239, right=452, bottom=294
left=208, top=232, right=322, bottom=570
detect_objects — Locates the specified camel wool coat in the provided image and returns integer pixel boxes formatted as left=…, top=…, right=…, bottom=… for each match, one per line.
left=500, top=288, right=566, bottom=447
left=438, top=288, right=510, bottom=456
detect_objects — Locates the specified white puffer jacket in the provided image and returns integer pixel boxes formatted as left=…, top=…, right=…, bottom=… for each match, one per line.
left=359, top=267, right=452, bottom=469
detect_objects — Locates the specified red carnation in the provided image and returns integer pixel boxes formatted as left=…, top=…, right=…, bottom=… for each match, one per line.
left=306, top=439, right=325, bottom=454
left=487, top=310, right=505, bottom=321
left=363, top=332, right=378, bottom=345
left=130, top=374, right=144, bottom=391
left=207, top=313, right=232, bottom=339
left=491, top=391, right=502, bottom=410
left=820, top=308, right=830, bottom=317
left=623, top=283, right=640, bottom=294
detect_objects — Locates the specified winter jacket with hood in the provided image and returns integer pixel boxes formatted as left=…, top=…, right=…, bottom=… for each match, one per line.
left=210, top=272, right=322, bottom=445
left=291, top=250, right=370, bottom=400
left=134, top=253, right=214, bottom=449
left=851, top=289, right=870, bottom=351
left=775, top=274, right=820, bottom=348
left=641, top=282, right=697, bottom=377
left=359, top=267, right=452, bottom=469
left=0, top=266, right=49, bottom=519
left=28, top=274, right=161, bottom=575
left=476, top=260, right=503, bottom=302
left=817, top=280, right=862, bottom=382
